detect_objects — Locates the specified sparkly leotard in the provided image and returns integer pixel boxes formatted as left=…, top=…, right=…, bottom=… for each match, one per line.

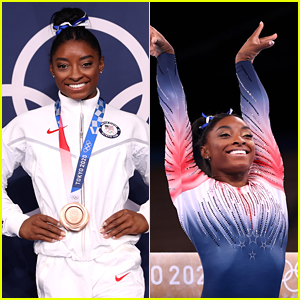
left=156, top=53, right=288, bottom=297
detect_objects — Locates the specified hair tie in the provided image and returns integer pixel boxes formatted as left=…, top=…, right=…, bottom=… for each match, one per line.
left=201, top=113, right=213, bottom=130
left=53, top=14, right=89, bottom=35
left=200, top=108, right=233, bottom=130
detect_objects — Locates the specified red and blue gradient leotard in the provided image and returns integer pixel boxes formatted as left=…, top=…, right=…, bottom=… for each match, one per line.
left=156, top=53, right=288, bottom=298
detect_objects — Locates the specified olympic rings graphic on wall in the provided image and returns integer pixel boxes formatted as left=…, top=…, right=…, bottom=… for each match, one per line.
left=282, top=259, right=298, bottom=293
left=3, top=17, right=149, bottom=121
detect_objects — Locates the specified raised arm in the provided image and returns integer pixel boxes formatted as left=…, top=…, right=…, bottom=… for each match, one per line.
left=235, top=22, right=284, bottom=191
left=151, top=27, right=207, bottom=202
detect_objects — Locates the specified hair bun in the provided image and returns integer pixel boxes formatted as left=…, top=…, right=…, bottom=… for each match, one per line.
left=49, top=7, right=101, bottom=62
left=51, top=7, right=86, bottom=27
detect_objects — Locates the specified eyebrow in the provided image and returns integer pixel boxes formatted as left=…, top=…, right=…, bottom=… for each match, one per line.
left=55, top=55, right=94, bottom=62
left=216, top=125, right=251, bottom=131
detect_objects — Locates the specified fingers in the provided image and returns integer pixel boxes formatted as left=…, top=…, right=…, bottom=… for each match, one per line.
left=33, top=227, right=64, bottom=243
left=102, top=220, right=131, bottom=240
left=259, top=33, right=277, bottom=48
left=256, top=35, right=277, bottom=53
left=19, top=214, right=66, bottom=242
left=150, top=26, right=158, bottom=44
left=150, top=25, right=175, bottom=57
left=40, top=214, right=61, bottom=227
left=100, top=210, right=128, bottom=239
left=101, top=210, right=124, bottom=229
left=251, top=21, right=264, bottom=40
left=236, top=22, right=277, bottom=63
left=100, top=209, right=148, bottom=239
left=251, top=21, right=277, bottom=49
left=38, top=215, right=66, bottom=241
left=260, top=33, right=277, bottom=43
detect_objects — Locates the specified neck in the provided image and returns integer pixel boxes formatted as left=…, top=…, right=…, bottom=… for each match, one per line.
left=212, top=170, right=249, bottom=188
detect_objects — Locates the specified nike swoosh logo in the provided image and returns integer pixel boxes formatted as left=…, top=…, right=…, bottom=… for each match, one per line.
left=47, top=125, right=67, bottom=134
left=115, top=272, right=130, bottom=282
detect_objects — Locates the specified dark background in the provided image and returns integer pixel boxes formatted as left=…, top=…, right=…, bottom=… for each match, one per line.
left=150, top=2, right=298, bottom=253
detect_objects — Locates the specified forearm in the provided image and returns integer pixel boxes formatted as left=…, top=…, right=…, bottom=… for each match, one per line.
left=235, top=60, right=269, bottom=118
left=157, top=53, right=188, bottom=125
left=2, top=191, right=29, bottom=237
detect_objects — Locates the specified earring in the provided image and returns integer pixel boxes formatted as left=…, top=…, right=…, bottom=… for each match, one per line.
left=205, top=156, right=211, bottom=161
left=52, top=74, right=55, bottom=78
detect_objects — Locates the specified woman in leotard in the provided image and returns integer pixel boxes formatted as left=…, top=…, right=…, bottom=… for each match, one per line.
left=150, top=23, right=288, bottom=298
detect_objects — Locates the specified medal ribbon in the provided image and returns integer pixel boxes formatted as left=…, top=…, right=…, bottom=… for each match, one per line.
left=55, top=98, right=106, bottom=202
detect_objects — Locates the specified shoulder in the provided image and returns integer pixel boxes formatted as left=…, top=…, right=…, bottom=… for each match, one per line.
left=105, top=104, right=147, bottom=124
left=100, top=104, right=148, bottom=143
left=104, top=104, right=148, bottom=131
left=3, top=104, right=55, bottom=139
left=5, top=104, right=54, bottom=126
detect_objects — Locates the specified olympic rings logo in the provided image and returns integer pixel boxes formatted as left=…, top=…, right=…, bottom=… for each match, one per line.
left=3, top=17, right=149, bottom=121
left=83, top=140, right=92, bottom=153
left=282, top=259, right=298, bottom=293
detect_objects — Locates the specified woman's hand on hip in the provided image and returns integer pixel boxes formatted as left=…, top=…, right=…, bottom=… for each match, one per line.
left=236, top=21, right=277, bottom=63
left=19, top=213, right=66, bottom=242
left=100, top=209, right=149, bottom=239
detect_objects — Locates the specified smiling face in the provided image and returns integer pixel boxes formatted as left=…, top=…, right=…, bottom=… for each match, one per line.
left=50, top=40, right=104, bottom=100
left=200, top=116, right=255, bottom=184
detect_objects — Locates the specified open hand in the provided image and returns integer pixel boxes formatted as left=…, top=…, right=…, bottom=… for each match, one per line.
left=236, top=22, right=277, bottom=63
left=19, top=213, right=66, bottom=242
left=100, top=209, right=148, bottom=239
left=150, top=26, right=175, bottom=58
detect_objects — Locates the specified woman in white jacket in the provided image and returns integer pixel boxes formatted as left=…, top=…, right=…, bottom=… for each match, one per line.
left=2, top=7, right=148, bottom=298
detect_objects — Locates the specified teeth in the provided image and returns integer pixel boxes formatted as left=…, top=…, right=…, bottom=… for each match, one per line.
left=229, top=150, right=246, bottom=155
left=68, top=83, right=86, bottom=89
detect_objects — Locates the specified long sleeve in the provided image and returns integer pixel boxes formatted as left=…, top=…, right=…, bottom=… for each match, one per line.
left=236, top=61, right=284, bottom=191
left=157, top=53, right=208, bottom=201
left=131, top=117, right=149, bottom=229
left=132, top=122, right=149, bottom=187
left=2, top=125, right=30, bottom=237
left=137, top=200, right=149, bottom=231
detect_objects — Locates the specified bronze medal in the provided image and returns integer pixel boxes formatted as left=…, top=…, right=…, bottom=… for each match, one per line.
left=59, top=202, right=89, bottom=231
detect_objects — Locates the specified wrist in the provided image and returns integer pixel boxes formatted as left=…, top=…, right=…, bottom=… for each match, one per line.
left=235, top=52, right=254, bottom=64
left=235, top=53, right=247, bottom=64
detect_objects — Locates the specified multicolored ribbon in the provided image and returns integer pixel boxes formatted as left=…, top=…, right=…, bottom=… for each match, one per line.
left=54, top=98, right=105, bottom=202
left=201, top=108, right=233, bottom=130
left=53, top=15, right=89, bottom=35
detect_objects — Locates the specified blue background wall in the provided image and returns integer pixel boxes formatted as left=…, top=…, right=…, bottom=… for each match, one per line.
left=2, top=2, right=149, bottom=297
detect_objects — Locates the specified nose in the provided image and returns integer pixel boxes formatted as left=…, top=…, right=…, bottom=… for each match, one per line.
left=232, top=134, right=246, bottom=145
left=70, top=65, right=82, bottom=81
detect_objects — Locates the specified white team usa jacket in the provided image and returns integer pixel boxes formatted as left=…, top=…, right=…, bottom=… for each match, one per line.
left=2, top=89, right=149, bottom=261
